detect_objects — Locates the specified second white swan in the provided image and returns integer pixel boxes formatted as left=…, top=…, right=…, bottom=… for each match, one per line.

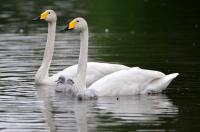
left=61, top=17, right=179, bottom=100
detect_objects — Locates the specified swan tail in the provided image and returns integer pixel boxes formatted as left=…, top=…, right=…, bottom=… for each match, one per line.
left=142, top=73, right=179, bottom=94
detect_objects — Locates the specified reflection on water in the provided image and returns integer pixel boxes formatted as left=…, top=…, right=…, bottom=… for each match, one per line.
left=0, top=0, right=200, bottom=131
left=96, top=95, right=177, bottom=121
left=0, top=34, right=179, bottom=131
left=36, top=84, right=178, bottom=132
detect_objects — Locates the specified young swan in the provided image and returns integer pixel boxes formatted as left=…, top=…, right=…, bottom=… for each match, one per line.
left=63, top=17, right=179, bottom=100
left=33, top=10, right=130, bottom=86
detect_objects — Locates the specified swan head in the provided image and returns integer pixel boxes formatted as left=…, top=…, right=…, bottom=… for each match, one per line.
left=56, top=76, right=97, bottom=100
left=56, top=76, right=75, bottom=85
left=63, top=17, right=88, bottom=32
left=56, top=77, right=78, bottom=92
left=33, top=10, right=57, bottom=22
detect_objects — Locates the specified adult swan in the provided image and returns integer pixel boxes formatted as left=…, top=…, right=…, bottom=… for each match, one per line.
left=33, top=10, right=130, bottom=85
left=61, top=17, right=179, bottom=100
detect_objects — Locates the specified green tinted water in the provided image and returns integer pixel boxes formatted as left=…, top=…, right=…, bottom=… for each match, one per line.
left=0, top=0, right=200, bottom=131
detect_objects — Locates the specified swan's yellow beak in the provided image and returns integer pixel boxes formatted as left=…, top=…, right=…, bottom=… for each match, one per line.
left=62, top=19, right=77, bottom=31
left=33, top=11, right=49, bottom=21
left=40, top=11, right=49, bottom=20
left=68, top=19, right=77, bottom=29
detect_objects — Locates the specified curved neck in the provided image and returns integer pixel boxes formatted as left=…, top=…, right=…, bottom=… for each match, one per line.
left=76, top=28, right=88, bottom=92
left=36, top=21, right=56, bottom=82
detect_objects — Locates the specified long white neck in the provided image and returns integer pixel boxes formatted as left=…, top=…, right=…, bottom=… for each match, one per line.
left=75, top=28, right=88, bottom=92
left=35, top=21, right=56, bottom=83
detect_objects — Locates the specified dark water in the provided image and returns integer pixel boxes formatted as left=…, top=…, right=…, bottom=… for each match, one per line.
left=0, top=0, right=200, bottom=131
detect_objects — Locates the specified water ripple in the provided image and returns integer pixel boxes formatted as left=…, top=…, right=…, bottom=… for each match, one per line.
left=0, top=33, right=179, bottom=132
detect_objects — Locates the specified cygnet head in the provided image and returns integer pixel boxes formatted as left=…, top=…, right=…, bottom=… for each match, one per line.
left=33, top=9, right=57, bottom=22
left=63, top=17, right=88, bottom=32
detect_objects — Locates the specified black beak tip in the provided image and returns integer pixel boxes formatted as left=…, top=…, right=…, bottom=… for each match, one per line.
left=60, top=26, right=70, bottom=33
left=32, top=16, right=40, bottom=21
left=64, top=26, right=69, bottom=31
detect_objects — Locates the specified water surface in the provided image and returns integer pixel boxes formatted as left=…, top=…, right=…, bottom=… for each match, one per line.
left=0, top=0, right=200, bottom=131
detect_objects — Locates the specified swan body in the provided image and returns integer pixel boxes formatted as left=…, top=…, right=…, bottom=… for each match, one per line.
left=62, top=17, right=179, bottom=100
left=50, top=62, right=130, bottom=86
left=34, top=10, right=130, bottom=86
left=86, top=68, right=179, bottom=97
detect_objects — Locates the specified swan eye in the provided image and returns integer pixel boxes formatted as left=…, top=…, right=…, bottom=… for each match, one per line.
left=67, top=79, right=74, bottom=85
left=77, top=20, right=79, bottom=22
left=48, top=12, right=50, bottom=14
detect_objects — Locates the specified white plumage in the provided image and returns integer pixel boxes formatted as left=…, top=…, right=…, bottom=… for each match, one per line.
left=50, top=62, right=130, bottom=86
left=34, top=10, right=130, bottom=86
left=62, top=17, right=179, bottom=100
left=87, top=67, right=179, bottom=97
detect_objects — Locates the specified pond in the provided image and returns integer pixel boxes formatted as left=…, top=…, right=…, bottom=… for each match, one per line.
left=0, top=0, right=200, bottom=131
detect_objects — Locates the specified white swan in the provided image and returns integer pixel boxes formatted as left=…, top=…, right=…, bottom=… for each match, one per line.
left=62, top=17, right=179, bottom=100
left=33, top=10, right=130, bottom=86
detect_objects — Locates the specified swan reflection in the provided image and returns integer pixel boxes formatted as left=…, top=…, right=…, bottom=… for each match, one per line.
left=36, top=85, right=178, bottom=131
left=94, top=95, right=178, bottom=121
